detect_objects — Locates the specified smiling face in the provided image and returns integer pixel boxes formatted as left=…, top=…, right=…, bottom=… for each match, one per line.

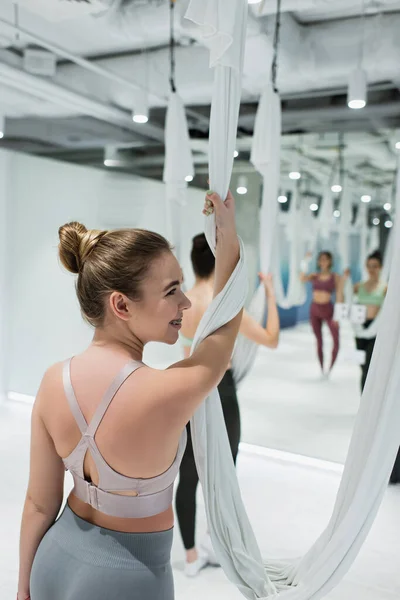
left=124, top=250, right=192, bottom=345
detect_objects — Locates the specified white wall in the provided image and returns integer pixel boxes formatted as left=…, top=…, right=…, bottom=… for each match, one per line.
left=4, top=152, right=205, bottom=395
left=2, top=151, right=259, bottom=396
left=0, top=150, right=12, bottom=400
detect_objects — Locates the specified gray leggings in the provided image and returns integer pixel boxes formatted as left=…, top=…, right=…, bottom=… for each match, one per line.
left=30, top=504, right=174, bottom=600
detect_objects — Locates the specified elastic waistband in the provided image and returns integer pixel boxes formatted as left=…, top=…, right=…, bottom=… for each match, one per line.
left=311, top=301, right=333, bottom=311
left=47, top=504, right=173, bottom=569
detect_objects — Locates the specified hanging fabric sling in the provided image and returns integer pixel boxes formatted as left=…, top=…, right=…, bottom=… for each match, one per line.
left=186, top=2, right=400, bottom=599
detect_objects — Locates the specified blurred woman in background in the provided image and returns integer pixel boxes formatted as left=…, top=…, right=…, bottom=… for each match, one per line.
left=176, top=232, right=280, bottom=577
left=300, top=251, right=341, bottom=376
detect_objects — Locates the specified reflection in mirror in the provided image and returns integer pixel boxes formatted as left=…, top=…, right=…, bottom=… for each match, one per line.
left=0, top=2, right=400, bottom=600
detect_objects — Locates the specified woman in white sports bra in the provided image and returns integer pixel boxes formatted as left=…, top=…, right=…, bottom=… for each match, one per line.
left=17, top=191, right=242, bottom=600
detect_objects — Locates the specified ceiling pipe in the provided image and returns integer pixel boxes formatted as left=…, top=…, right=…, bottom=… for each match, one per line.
left=0, top=16, right=210, bottom=129
left=0, top=60, right=165, bottom=142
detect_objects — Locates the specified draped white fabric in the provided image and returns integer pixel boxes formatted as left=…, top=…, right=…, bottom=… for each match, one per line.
left=273, top=189, right=307, bottom=309
left=163, top=92, right=194, bottom=262
left=251, top=82, right=281, bottom=275
left=302, top=200, right=319, bottom=254
left=382, top=227, right=394, bottom=284
left=318, top=188, right=334, bottom=244
left=185, top=2, right=275, bottom=597
left=185, top=3, right=400, bottom=600
left=355, top=203, right=368, bottom=279
left=231, top=82, right=282, bottom=385
left=338, top=186, right=352, bottom=271
left=368, top=222, right=380, bottom=255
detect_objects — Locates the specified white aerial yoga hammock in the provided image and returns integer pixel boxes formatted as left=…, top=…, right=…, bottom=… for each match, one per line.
left=337, top=183, right=352, bottom=274
left=273, top=185, right=307, bottom=310
left=368, top=220, right=380, bottom=255
left=318, top=187, right=334, bottom=245
left=231, top=81, right=281, bottom=385
left=185, top=1, right=400, bottom=599
left=354, top=202, right=368, bottom=279
left=163, top=92, right=194, bottom=263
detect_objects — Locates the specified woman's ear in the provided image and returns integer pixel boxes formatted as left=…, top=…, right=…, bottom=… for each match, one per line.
left=109, top=292, right=131, bottom=321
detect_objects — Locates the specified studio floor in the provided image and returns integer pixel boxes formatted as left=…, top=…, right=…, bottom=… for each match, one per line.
left=1, top=322, right=399, bottom=599
left=239, top=320, right=361, bottom=463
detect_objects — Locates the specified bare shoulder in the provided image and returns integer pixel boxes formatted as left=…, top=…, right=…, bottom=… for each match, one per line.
left=31, top=362, right=67, bottom=435
left=35, top=362, right=64, bottom=404
left=122, top=361, right=213, bottom=427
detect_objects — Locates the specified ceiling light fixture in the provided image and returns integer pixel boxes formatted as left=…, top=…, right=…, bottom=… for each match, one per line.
left=331, top=184, right=342, bottom=193
left=384, top=220, right=393, bottom=229
left=185, top=175, right=193, bottom=182
left=289, top=171, right=301, bottom=180
left=372, top=217, right=380, bottom=225
left=396, top=141, right=400, bottom=150
left=310, top=203, right=319, bottom=212
left=248, top=0, right=262, bottom=4
left=333, top=210, right=341, bottom=218
left=234, top=150, right=239, bottom=158
left=132, top=90, right=149, bottom=124
left=278, top=195, right=288, bottom=203
left=383, top=202, right=391, bottom=211
left=361, top=194, right=371, bottom=203
left=0, top=115, right=4, bottom=138
left=236, top=175, right=248, bottom=195
left=347, top=67, right=367, bottom=109
left=103, top=146, right=122, bottom=168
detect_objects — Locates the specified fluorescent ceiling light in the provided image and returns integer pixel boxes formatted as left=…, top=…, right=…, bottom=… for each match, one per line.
left=310, top=203, right=319, bottom=212
left=361, top=195, right=371, bottom=203
left=289, top=171, right=301, bottom=180
left=331, top=184, right=342, bottom=193
left=278, top=195, right=288, bottom=203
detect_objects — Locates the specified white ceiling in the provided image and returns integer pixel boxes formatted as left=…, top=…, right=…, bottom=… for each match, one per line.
left=0, top=0, right=398, bottom=203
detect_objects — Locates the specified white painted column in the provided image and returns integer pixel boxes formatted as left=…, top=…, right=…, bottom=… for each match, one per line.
left=0, top=149, right=11, bottom=401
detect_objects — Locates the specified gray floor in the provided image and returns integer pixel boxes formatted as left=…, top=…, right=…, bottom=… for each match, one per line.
left=239, top=321, right=361, bottom=463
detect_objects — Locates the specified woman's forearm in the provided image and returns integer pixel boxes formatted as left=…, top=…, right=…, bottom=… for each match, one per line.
left=18, top=498, right=57, bottom=597
left=265, top=292, right=280, bottom=347
left=214, top=235, right=240, bottom=297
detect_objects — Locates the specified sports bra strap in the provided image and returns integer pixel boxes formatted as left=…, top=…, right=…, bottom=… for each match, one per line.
left=63, top=359, right=87, bottom=434
left=86, top=361, right=142, bottom=437
left=63, top=359, right=143, bottom=437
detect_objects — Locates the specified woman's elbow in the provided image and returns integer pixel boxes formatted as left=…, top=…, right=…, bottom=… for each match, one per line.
left=263, top=333, right=279, bottom=349
left=270, top=337, right=279, bottom=349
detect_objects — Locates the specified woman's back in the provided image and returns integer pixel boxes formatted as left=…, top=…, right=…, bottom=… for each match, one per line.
left=181, top=283, right=213, bottom=344
left=18, top=192, right=243, bottom=600
left=42, top=347, right=187, bottom=532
